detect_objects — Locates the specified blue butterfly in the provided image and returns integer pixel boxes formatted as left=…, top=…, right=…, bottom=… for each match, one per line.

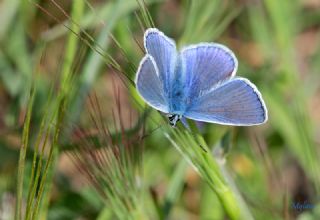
left=135, top=28, right=268, bottom=127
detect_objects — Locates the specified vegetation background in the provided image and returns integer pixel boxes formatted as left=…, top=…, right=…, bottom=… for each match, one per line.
left=0, top=0, right=320, bottom=219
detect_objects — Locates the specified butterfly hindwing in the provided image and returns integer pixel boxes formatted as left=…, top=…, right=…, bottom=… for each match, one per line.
left=135, top=55, right=169, bottom=113
left=184, top=78, right=267, bottom=125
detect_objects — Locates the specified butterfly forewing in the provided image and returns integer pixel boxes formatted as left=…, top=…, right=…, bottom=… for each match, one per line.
left=180, top=43, right=238, bottom=100
left=144, top=29, right=177, bottom=94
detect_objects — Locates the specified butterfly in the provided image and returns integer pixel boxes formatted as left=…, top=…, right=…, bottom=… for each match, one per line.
left=135, top=28, right=268, bottom=127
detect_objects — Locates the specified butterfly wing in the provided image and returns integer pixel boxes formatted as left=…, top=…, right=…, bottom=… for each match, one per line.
left=180, top=43, right=238, bottom=99
left=184, top=78, right=268, bottom=125
left=135, top=55, right=169, bottom=113
left=144, top=28, right=177, bottom=94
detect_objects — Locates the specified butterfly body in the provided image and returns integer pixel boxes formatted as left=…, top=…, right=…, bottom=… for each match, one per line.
left=167, top=114, right=182, bottom=127
left=167, top=55, right=186, bottom=115
left=135, top=28, right=268, bottom=127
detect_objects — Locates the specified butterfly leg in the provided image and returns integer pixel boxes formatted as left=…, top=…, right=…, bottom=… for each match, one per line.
left=167, top=114, right=182, bottom=127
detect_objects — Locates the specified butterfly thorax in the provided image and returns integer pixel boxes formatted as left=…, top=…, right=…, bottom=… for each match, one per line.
left=168, top=55, right=188, bottom=115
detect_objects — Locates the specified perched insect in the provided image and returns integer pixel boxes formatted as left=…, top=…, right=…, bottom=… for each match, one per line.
left=135, top=28, right=268, bottom=127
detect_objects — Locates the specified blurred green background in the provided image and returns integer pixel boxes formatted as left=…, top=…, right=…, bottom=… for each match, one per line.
left=0, top=0, right=320, bottom=219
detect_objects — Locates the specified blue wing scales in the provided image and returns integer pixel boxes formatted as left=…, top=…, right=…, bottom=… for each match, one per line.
left=180, top=43, right=238, bottom=100
left=184, top=78, right=267, bottom=125
left=135, top=55, right=169, bottom=113
left=144, top=28, right=177, bottom=95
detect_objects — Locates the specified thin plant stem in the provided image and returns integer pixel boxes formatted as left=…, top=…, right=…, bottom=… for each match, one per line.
left=165, top=123, right=253, bottom=220
left=15, top=86, right=35, bottom=220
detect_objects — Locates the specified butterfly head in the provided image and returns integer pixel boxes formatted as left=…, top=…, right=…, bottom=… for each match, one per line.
left=167, top=114, right=182, bottom=127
